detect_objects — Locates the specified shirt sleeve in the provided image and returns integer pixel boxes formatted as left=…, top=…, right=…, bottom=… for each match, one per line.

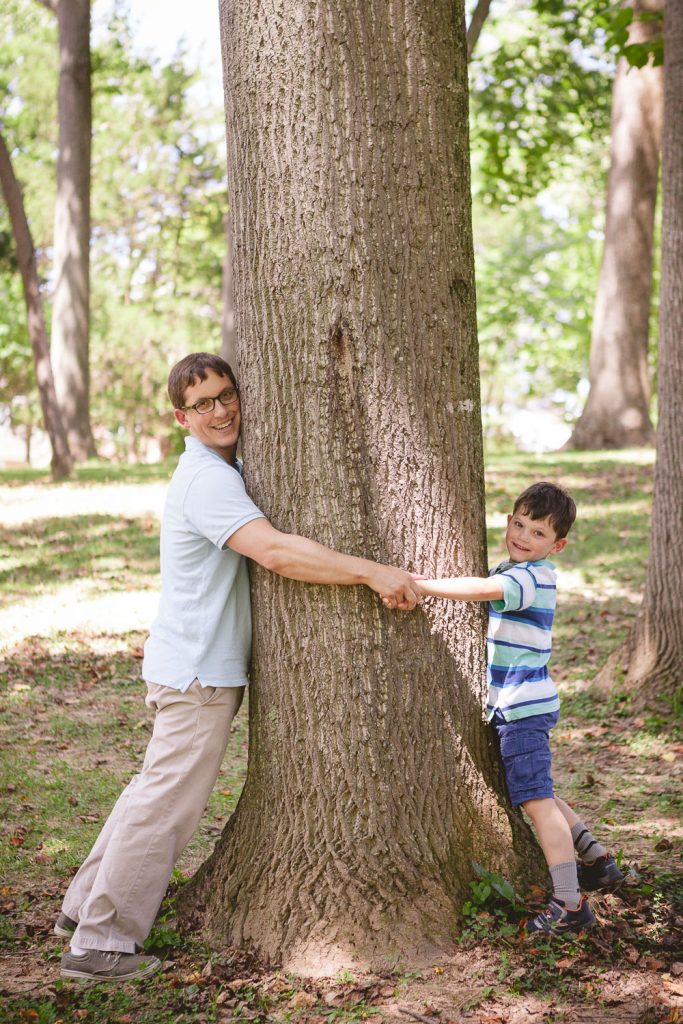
left=182, top=463, right=266, bottom=549
left=489, top=564, right=539, bottom=612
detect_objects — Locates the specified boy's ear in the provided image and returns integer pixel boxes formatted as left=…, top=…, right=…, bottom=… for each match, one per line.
left=551, top=537, right=567, bottom=555
left=174, top=408, right=189, bottom=428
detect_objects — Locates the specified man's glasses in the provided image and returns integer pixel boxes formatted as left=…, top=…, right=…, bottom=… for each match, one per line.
left=182, top=386, right=240, bottom=415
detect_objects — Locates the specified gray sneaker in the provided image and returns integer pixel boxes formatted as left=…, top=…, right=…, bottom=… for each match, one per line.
left=54, top=912, right=78, bottom=938
left=60, top=948, right=161, bottom=982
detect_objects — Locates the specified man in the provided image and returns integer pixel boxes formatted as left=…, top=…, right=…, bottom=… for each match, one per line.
left=57, top=352, right=421, bottom=982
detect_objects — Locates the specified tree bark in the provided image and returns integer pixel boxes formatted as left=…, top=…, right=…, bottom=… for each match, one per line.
left=219, top=210, right=237, bottom=369
left=182, top=0, right=540, bottom=975
left=594, top=0, right=683, bottom=703
left=568, top=0, right=664, bottom=450
left=0, top=131, right=73, bottom=480
left=50, top=0, right=95, bottom=460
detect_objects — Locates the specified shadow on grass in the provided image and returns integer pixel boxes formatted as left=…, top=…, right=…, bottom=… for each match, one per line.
left=0, top=514, right=159, bottom=608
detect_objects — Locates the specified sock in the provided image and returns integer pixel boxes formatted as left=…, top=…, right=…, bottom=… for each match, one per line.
left=70, top=944, right=89, bottom=956
left=550, top=860, right=581, bottom=910
left=571, top=820, right=607, bottom=864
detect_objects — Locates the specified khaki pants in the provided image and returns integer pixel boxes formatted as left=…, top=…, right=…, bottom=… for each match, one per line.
left=62, top=680, right=244, bottom=953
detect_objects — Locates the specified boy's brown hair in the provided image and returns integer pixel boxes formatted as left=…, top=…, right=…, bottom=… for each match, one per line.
left=167, top=353, right=237, bottom=410
left=513, top=481, right=576, bottom=540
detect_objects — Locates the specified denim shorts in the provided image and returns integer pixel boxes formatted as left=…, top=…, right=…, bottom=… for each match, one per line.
left=490, top=710, right=560, bottom=807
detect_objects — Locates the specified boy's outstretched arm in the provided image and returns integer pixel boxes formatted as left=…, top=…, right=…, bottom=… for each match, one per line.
left=412, top=575, right=504, bottom=602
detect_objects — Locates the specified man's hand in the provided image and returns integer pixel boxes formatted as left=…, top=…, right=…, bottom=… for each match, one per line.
left=366, top=564, right=422, bottom=611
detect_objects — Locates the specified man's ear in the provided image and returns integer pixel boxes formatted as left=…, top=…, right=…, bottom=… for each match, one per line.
left=551, top=537, right=567, bottom=555
left=174, top=408, right=189, bottom=428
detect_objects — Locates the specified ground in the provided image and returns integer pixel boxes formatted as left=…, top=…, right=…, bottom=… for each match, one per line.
left=0, top=450, right=681, bottom=1024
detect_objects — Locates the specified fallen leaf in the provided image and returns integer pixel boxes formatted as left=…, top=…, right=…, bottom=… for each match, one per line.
left=288, top=991, right=317, bottom=1009
left=323, top=989, right=348, bottom=1008
left=216, top=992, right=237, bottom=1006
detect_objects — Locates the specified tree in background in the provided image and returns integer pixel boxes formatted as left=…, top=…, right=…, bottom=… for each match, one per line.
left=88, top=20, right=227, bottom=460
left=39, top=0, right=95, bottom=459
left=183, top=0, right=539, bottom=973
left=1, top=2, right=228, bottom=462
left=0, top=0, right=57, bottom=456
left=0, top=131, right=72, bottom=479
left=595, top=0, right=682, bottom=703
left=568, top=0, right=664, bottom=449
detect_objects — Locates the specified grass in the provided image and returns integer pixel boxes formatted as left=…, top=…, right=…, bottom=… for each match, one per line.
left=1, top=445, right=682, bottom=1024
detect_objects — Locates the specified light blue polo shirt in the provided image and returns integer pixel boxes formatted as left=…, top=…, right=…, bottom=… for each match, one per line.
left=142, top=436, right=265, bottom=691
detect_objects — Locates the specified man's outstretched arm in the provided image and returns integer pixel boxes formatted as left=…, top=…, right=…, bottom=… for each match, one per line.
left=227, top=518, right=421, bottom=611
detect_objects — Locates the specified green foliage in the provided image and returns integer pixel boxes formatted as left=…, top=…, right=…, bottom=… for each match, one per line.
left=469, top=0, right=613, bottom=206
left=474, top=182, right=601, bottom=433
left=460, top=862, right=524, bottom=942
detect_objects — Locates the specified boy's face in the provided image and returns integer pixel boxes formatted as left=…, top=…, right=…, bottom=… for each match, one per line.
left=174, top=369, right=241, bottom=462
left=505, top=508, right=567, bottom=563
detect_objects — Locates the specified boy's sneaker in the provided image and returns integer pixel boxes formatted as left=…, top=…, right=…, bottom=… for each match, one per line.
left=526, top=896, right=595, bottom=936
left=60, top=949, right=161, bottom=982
left=577, top=854, right=624, bottom=892
left=54, top=912, right=78, bottom=938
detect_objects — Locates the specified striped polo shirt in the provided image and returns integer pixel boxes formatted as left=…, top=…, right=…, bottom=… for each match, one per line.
left=485, top=558, right=560, bottom=722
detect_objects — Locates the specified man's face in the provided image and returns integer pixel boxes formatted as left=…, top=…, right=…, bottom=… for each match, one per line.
left=505, top=509, right=567, bottom=564
left=174, top=370, right=241, bottom=462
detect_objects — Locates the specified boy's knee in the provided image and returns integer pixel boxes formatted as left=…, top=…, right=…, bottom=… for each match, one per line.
left=521, top=796, right=554, bottom=820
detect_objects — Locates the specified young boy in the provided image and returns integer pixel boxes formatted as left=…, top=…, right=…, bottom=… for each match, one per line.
left=414, top=482, right=623, bottom=935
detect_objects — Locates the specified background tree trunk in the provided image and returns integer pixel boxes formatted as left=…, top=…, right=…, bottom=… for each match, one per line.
left=568, top=0, right=664, bottom=450
left=594, top=0, right=683, bottom=703
left=50, top=0, right=95, bottom=460
left=466, top=0, right=492, bottom=60
left=182, top=0, right=540, bottom=975
left=0, top=131, right=73, bottom=481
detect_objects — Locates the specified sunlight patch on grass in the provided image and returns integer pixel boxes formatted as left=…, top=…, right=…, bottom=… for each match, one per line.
left=0, top=480, right=166, bottom=526
left=0, top=582, right=159, bottom=651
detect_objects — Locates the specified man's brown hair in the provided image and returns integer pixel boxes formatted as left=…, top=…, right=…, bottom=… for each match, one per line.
left=168, top=353, right=237, bottom=409
left=512, top=481, right=576, bottom=540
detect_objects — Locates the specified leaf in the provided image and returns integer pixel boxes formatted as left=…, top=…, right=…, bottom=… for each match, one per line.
left=288, top=991, right=317, bottom=1009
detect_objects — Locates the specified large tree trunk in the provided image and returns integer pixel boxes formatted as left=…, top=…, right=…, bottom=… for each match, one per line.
left=50, top=0, right=95, bottom=460
left=219, top=210, right=237, bottom=368
left=182, top=0, right=540, bottom=975
left=0, top=131, right=73, bottom=481
left=594, top=0, right=683, bottom=703
left=568, top=0, right=663, bottom=450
